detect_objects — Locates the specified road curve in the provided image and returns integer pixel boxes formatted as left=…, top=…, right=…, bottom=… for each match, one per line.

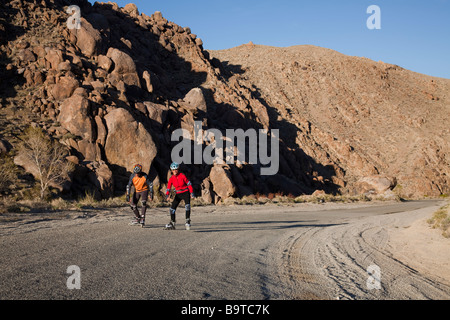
left=0, top=200, right=448, bottom=300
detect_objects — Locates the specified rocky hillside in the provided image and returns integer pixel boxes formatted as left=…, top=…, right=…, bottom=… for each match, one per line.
left=210, top=43, right=450, bottom=198
left=0, top=0, right=448, bottom=203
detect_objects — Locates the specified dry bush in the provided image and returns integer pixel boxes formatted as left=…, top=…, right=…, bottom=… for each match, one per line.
left=17, top=127, right=74, bottom=200
left=0, top=154, right=16, bottom=194
left=428, top=203, right=450, bottom=238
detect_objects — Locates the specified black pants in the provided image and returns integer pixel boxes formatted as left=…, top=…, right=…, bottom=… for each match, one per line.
left=170, top=191, right=191, bottom=222
left=131, top=190, right=148, bottom=219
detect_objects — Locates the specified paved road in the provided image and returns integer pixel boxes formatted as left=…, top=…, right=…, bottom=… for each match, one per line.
left=1, top=200, right=449, bottom=300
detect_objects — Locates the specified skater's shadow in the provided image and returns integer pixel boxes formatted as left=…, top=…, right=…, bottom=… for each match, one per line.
left=193, top=221, right=345, bottom=233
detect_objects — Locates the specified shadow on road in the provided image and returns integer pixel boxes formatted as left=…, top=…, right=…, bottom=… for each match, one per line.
left=193, top=220, right=346, bottom=233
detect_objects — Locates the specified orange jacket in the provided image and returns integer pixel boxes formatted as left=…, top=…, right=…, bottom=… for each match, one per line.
left=127, top=173, right=153, bottom=193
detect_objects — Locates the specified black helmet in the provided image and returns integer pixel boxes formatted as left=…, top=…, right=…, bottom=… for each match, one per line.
left=133, top=164, right=143, bottom=174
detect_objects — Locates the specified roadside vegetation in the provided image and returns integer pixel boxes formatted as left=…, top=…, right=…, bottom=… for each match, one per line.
left=16, top=126, right=74, bottom=200
left=0, top=154, right=16, bottom=195
left=0, top=188, right=399, bottom=219
left=428, top=202, right=450, bottom=238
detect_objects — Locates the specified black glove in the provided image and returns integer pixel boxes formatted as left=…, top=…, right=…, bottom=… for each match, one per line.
left=126, top=194, right=130, bottom=202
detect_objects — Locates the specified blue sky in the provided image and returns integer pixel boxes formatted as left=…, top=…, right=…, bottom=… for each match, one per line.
left=88, top=0, right=450, bottom=79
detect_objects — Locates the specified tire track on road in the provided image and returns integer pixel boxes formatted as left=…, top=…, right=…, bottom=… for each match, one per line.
left=273, top=202, right=450, bottom=300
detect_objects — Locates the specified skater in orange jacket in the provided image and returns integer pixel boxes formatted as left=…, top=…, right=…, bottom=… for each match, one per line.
left=126, top=164, right=153, bottom=227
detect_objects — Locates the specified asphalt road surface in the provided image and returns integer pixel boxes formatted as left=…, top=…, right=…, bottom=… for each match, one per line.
left=1, top=200, right=449, bottom=300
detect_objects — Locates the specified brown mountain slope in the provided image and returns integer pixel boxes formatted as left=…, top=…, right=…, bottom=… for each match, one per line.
left=0, top=0, right=334, bottom=202
left=0, top=0, right=447, bottom=202
left=210, top=43, right=450, bottom=198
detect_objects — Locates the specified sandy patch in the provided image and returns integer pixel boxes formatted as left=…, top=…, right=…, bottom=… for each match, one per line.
left=389, top=208, right=450, bottom=286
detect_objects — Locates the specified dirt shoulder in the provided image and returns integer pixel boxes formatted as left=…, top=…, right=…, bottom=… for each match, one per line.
left=388, top=202, right=450, bottom=286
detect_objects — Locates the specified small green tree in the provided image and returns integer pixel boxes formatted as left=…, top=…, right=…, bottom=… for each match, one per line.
left=17, top=126, right=74, bottom=200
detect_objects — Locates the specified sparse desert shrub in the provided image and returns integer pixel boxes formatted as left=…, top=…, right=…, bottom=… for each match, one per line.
left=0, top=154, right=16, bottom=194
left=17, top=126, right=74, bottom=200
left=428, top=204, right=450, bottom=238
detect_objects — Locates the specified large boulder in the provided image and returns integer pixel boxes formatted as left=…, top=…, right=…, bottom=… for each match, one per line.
left=51, top=76, right=79, bottom=100
left=104, top=108, right=157, bottom=174
left=182, top=88, right=207, bottom=112
left=123, top=3, right=139, bottom=17
left=44, top=48, right=64, bottom=70
left=106, top=47, right=136, bottom=74
left=57, top=94, right=93, bottom=141
left=201, top=177, right=214, bottom=204
left=143, top=101, right=168, bottom=131
left=354, top=175, right=396, bottom=195
left=86, top=161, right=114, bottom=199
left=97, top=54, right=112, bottom=72
left=73, top=17, right=103, bottom=57
left=209, top=165, right=236, bottom=200
left=106, top=47, right=141, bottom=88
left=142, top=70, right=154, bottom=93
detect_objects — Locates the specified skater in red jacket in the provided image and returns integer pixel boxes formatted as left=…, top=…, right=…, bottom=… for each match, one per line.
left=164, top=162, right=195, bottom=230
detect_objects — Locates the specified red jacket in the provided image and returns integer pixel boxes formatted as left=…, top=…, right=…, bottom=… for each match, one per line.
left=166, top=173, right=193, bottom=195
